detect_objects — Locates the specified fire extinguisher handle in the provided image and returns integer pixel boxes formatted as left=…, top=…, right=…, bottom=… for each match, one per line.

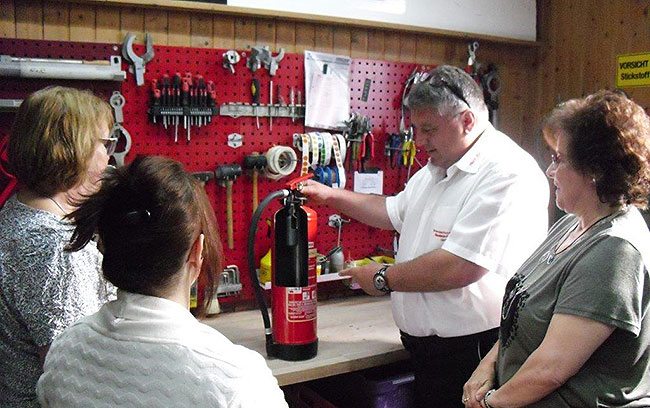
left=286, top=173, right=313, bottom=190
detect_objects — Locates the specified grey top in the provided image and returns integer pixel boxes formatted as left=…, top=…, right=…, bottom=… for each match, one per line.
left=0, top=195, right=113, bottom=407
left=497, top=206, right=650, bottom=407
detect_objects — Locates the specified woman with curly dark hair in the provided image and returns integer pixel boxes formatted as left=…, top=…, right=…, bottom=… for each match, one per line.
left=463, top=90, right=650, bottom=407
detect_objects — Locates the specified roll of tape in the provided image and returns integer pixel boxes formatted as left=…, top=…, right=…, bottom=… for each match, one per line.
left=264, top=145, right=297, bottom=180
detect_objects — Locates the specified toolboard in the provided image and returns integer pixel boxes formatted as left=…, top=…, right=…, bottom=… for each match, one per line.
left=0, top=38, right=429, bottom=309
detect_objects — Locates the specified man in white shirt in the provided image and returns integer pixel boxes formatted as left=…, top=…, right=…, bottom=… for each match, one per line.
left=300, top=65, right=549, bottom=408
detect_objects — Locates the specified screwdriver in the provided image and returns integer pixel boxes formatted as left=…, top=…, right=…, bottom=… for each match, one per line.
left=251, top=78, right=260, bottom=129
left=289, top=87, right=295, bottom=123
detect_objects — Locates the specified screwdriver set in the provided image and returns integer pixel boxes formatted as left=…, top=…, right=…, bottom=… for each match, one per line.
left=148, top=72, right=218, bottom=143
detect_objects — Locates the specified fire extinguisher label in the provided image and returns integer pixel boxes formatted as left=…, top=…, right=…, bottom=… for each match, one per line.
left=286, top=287, right=317, bottom=322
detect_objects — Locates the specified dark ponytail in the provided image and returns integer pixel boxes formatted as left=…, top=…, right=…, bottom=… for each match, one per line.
left=66, top=166, right=121, bottom=252
left=66, top=156, right=222, bottom=315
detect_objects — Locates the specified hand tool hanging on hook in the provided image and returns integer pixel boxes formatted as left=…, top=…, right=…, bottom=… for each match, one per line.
left=251, top=78, right=261, bottom=129
left=243, top=154, right=268, bottom=213
left=215, top=164, right=242, bottom=250
left=465, top=41, right=480, bottom=81
left=481, top=64, right=501, bottom=129
left=108, top=91, right=132, bottom=167
left=121, top=32, right=155, bottom=86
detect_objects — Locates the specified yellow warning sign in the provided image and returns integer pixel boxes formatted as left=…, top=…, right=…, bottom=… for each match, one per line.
left=617, top=52, right=650, bottom=88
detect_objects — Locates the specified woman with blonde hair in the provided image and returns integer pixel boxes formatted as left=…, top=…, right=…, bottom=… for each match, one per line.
left=0, top=86, right=115, bottom=407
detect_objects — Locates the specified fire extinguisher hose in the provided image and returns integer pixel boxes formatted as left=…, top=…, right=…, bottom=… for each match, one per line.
left=247, top=188, right=289, bottom=352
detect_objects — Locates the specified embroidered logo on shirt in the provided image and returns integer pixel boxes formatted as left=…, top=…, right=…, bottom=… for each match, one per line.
left=433, top=229, right=450, bottom=241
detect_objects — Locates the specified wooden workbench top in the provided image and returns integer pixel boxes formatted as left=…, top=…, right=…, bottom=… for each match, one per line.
left=202, top=295, right=408, bottom=386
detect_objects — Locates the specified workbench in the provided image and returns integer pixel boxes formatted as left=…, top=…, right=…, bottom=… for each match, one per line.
left=203, top=295, right=409, bottom=386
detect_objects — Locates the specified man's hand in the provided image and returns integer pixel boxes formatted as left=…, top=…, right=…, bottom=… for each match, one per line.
left=298, top=179, right=333, bottom=205
left=338, top=263, right=387, bottom=296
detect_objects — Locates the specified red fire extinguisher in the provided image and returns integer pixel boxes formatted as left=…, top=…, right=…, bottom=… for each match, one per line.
left=248, top=174, right=318, bottom=361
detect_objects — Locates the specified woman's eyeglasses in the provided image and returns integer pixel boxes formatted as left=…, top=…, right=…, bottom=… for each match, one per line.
left=550, top=153, right=564, bottom=165
left=101, top=137, right=118, bottom=156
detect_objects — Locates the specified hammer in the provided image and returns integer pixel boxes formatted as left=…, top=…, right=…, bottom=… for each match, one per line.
left=243, top=153, right=267, bottom=213
left=215, top=164, right=242, bottom=250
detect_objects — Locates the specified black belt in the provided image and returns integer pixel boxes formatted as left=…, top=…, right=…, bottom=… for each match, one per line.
left=400, top=327, right=499, bottom=352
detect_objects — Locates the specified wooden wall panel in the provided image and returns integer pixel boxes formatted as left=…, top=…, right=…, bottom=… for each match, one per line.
left=15, top=2, right=43, bottom=40
left=44, top=6, right=70, bottom=41
left=255, top=18, right=275, bottom=48
left=349, top=28, right=368, bottom=59
left=275, top=21, right=295, bottom=52
left=398, top=33, right=417, bottom=62
left=95, top=6, right=120, bottom=43
left=0, top=1, right=16, bottom=38
left=213, top=15, right=235, bottom=50
left=535, top=0, right=650, bottom=120
left=190, top=14, right=213, bottom=48
left=313, top=24, right=333, bottom=54
left=234, top=17, right=255, bottom=50
left=295, top=22, right=315, bottom=53
left=144, top=9, right=169, bottom=46
left=168, top=12, right=190, bottom=47
left=367, top=29, right=385, bottom=60
left=119, top=6, right=143, bottom=42
left=3, top=0, right=648, bottom=160
left=70, top=5, right=95, bottom=42
left=331, top=26, right=350, bottom=57
left=383, top=31, right=400, bottom=62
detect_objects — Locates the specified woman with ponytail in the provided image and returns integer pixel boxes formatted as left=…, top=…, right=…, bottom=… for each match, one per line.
left=36, top=156, right=287, bottom=408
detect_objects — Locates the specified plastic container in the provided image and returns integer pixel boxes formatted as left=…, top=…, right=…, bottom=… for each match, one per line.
left=284, top=384, right=338, bottom=408
left=305, top=362, right=414, bottom=408
left=345, top=256, right=395, bottom=269
left=259, top=248, right=271, bottom=284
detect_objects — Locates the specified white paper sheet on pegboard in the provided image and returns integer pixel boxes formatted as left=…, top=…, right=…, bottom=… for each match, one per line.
left=304, top=51, right=351, bottom=130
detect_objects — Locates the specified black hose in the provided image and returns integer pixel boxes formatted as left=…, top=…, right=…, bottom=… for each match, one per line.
left=247, top=189, right=289, bottom=354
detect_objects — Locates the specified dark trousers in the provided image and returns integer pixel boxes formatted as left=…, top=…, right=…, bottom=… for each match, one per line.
left=400, top=327, right=499, bottom=408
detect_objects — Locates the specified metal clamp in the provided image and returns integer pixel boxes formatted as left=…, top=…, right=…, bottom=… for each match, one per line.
left=247, top=46, right=285, bottom=76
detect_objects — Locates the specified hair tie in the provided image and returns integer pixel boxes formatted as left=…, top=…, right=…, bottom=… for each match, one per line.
left=122, top=209, right=151, bottom=225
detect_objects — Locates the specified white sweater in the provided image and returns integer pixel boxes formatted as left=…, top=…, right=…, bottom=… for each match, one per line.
left=37, top=291, right=288, bottom=408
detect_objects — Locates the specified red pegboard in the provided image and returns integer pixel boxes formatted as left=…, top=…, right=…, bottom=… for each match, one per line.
left=0, top=38, right=429, bottom=307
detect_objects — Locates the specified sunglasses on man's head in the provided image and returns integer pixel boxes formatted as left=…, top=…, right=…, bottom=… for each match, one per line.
left=428, top=77, right=471, bottom=109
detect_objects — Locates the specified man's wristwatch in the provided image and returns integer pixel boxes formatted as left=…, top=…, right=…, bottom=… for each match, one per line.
left=373, top=265, right=392, bottom=293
